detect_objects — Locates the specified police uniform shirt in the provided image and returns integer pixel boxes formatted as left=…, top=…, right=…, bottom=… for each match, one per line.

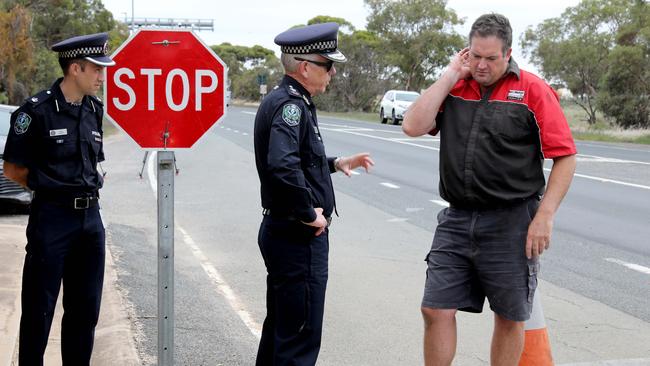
left=254, top=75, right=337, bottom=223
left=3, top=78, right=105, bottom=194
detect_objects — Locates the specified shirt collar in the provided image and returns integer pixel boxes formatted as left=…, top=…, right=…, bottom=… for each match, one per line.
left=51, top=77, right=88, bottom=114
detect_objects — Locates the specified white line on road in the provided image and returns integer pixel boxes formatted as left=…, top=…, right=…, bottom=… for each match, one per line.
left=147, top=151, right=262, bottom=339
left=380, top=182, right=400, bottom=189
left=321, top=125, right=647, bottom=191
left=577, top=153, right=650, bottom=165
left=604, top=258, right=650, bottom=275
left=387, top=218, right=409, bottom=222
left=558, top=357, right=650, bottom=365
left=241, top=111, right=256, bottom=115
left=179, top=226, right=262, bottom=338
left=234, top=130, right=240, bottom=133
left=429, top=199, right=450, bottom=207
left=543, top=168, right=650, bottom=190
left=242, top=132, right=249, bottom=136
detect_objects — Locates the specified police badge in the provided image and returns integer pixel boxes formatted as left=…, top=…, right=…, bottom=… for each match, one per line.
left=14, top=112, right=32, bottom=135
left=282, top=104, right=301, bottom=127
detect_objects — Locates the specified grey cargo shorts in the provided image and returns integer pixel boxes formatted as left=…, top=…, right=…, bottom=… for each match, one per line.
left=421, top=197, right=540, bottom=321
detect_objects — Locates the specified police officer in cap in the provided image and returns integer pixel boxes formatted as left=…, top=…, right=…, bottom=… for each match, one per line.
left=254, top=22, right=374, bottom=365
left=3, top=32, right=115, bottom=365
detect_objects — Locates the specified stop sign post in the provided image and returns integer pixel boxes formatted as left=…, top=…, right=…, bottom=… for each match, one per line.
left=105, top=29, right=228, bottom=365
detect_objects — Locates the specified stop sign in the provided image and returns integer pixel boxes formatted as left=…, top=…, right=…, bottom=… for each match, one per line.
left=105, top=29, right=227, bottom=149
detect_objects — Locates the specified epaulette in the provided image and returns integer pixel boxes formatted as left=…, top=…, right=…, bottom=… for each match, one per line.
left=89, top=94, right=104, bottom=106
left=25, top=89, right=54, bottom=108
left=285, top=84, right=311, bottom=106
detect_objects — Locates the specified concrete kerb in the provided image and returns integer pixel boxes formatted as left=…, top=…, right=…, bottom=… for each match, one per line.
left=0, top=221, right=140, bottom=365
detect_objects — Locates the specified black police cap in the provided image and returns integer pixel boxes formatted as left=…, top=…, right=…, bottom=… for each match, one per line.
left=51, top=32, right=115, bottom=67
left=274, top=22, right=347, bottom=63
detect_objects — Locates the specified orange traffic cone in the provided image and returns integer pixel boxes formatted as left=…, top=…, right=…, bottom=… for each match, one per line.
left=519, top=288, right=554, bottom=365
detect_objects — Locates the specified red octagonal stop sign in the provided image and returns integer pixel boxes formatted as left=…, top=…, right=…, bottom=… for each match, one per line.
left=105, top=29, right=227, bottom=149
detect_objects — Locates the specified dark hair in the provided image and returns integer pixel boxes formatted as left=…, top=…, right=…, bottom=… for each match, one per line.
left=58, top=58, right=88, bottom=76
left=469, top=13, right=512, bottom=55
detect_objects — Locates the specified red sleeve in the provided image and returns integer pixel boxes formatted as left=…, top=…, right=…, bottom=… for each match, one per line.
left=527, top=81, right=577, bottom=159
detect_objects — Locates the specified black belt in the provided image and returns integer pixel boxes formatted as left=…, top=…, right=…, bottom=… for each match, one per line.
left=34, top=191, right=99, bottom=210
left=262, top=208, right=332, bottom=227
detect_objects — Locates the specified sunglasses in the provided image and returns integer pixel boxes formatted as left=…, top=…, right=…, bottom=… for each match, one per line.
left=294, top=57, right=334, bottom=72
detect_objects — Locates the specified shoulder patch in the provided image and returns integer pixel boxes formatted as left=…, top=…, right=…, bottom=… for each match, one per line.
left=14, top=112, right=32, bottom=135
left=282, top=104, right=301, bottom=127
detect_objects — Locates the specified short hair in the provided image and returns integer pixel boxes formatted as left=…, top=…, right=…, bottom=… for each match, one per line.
left=469, top=13, right=512, bottom=55
left=280, top=53, right=325, bottom=73
left=58, top=58, right=89, bottom=76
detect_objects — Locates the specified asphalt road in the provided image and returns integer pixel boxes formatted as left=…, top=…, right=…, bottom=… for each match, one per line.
left=40, top=105, right=650, bottom=365
left=222, top=106, right=650, bottom=321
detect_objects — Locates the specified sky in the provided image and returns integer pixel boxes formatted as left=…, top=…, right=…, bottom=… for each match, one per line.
left=101, top=0, right=581, bottom=78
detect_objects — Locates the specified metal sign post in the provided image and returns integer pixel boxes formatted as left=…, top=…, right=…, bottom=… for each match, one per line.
left=157, top=150, right=175, bottom=365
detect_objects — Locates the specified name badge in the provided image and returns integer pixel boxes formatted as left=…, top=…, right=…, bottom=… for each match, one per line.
left=49, top=128, right=67, bottom=137
left=507, top=90, right=525, bottom=101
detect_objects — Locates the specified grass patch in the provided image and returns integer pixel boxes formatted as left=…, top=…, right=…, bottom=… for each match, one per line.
left=320, top=110, right=381, bottom=124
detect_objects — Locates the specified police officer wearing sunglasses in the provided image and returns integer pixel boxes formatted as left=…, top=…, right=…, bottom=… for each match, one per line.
left=3, top=32, right=115, bottom=365
left=254, top=22, right=374, bottom=365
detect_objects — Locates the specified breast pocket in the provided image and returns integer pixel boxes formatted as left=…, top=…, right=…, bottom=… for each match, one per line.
left=46, top=137, right=77, bottom=161
left=491, top=103, right=533, bottom=142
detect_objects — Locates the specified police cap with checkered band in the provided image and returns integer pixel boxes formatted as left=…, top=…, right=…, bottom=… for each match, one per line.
left=274, top=22, right=347, bottom=63
left=51, top=32, right=116, bottom=67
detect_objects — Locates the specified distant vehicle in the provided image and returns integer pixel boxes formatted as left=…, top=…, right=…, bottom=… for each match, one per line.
left=379, top=90, right=420, bottom=125
left=0, top=104, right=32, bottom=212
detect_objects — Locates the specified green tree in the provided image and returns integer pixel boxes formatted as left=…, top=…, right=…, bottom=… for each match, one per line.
left=211, top=43, right=282, bottom=100
left=0, top=0, right=126, bottom=101
left=598, top=0, right=649, bottom=128
left=0, top=4, right=34, bottom=104
left=365, top=0, right=464, bottom=92
left=305, top=15, right=388, bottom=111
left=521, top=1, right=624, bottom=124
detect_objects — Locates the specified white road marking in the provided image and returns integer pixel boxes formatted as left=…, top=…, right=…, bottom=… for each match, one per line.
left=577, top=154, right=650, bottom=165
left=242, top=132, right=249, bottom=136
left=349, top=170, right=360, bottom=175
left=543, top=168, right=650, bottom=190
left=226, top=127, right=232, bottom=131
left=241, top=111, right=256, bottom=115
left=179, top=226, right=262, bottom=338
left=147, top=151, right=262, bottom=339
left=578, top=141, right=650, bottom=153
left=233, top=130, right=239, bottom=133
left=147, top=151, right=156, bottom=196
left=319, top=124, right=648, bottom=191
left=387, top=218, right=408, bottom=222
left=604, top=258, right=650, bottom=275
left=558, top=357, right=650, bottom=365
left=220, top=125, right=225, bottom=128
left=380, top=182, right=400, bottom=189
left=429, top=199, right=450, bottom=207
left=405, top=207, right=424, bottom=212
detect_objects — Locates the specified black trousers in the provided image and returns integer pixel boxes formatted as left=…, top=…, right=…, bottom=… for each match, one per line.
left=19, top=199, right=105, bottom=366
left=256, top=216, right=329, bottom=366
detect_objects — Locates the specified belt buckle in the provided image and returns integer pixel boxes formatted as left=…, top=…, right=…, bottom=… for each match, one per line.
left=74, top=197, right=90, bottom=209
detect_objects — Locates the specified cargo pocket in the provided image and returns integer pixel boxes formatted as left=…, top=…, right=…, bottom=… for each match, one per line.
left=527, top=261, right=540, bottom=303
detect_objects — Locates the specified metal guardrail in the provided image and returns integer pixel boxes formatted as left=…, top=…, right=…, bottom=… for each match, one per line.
left=125, top=18, right=214, bottom=31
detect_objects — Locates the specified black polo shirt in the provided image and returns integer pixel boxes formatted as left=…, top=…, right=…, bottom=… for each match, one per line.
left=254, top=75, right=337, bottom=222
left=433, top=59, right=576, bottom=207
left=3, top=78, right=105, bottom=194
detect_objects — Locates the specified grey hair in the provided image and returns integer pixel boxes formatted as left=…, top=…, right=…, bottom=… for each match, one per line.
left=469, top=13, right=512, bottom=55
left=280, top=53, right=324, bottom=73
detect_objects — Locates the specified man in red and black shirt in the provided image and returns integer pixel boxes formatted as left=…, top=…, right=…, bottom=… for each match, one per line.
left=403, top=14, right=576, bottom=365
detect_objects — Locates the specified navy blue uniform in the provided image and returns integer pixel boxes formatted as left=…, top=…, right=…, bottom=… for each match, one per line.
left=3, top=77, right=106, bottom=365
left=254, top=75, right=338, bottom=365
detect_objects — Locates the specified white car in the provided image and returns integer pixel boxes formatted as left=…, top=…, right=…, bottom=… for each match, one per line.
left=379, top=90, right=420, bottom=125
